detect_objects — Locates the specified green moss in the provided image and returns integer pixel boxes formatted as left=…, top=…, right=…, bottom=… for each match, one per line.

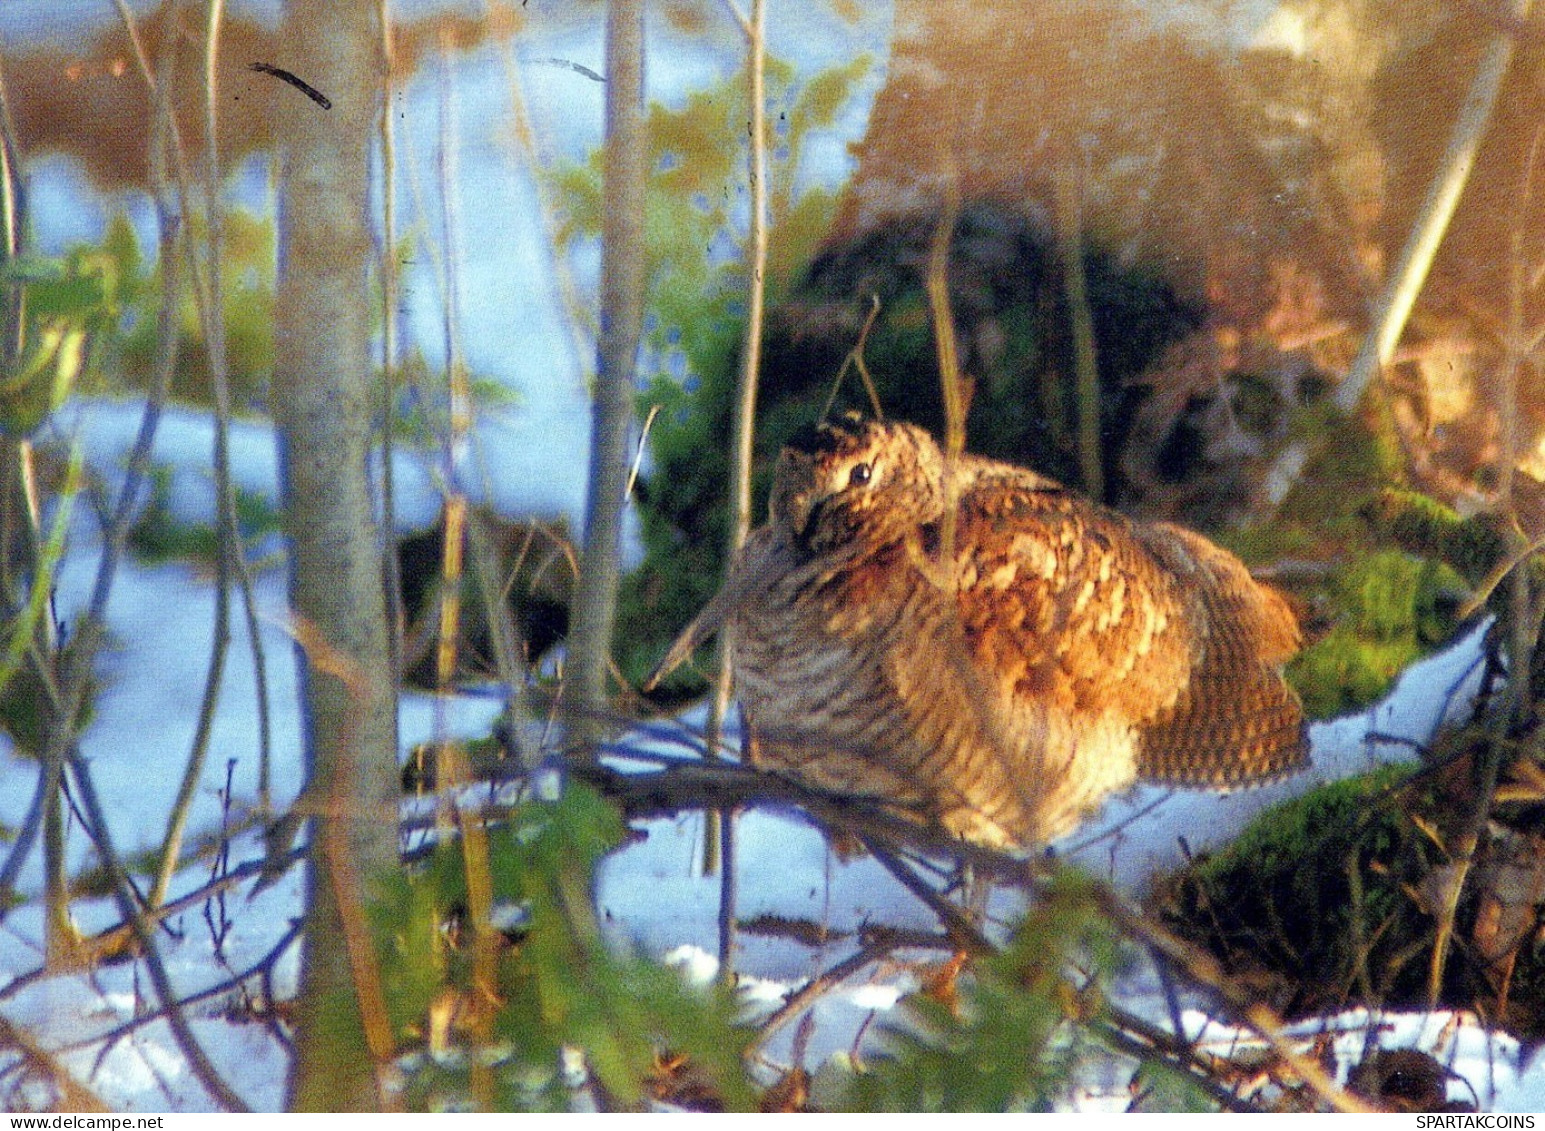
left=1165, top=761, right=1545, bottom=1036
left=1188, top=765, right=1413, bottom=887
left=1289, top=627, right=1421, bottom=719
left=1340, top=551, right=1460, bottom=640
left=1287, top=551, right=1467, bottom=719
left=127, top=467, right=283, bottom=566
left=1245, top=409, right=1396, bottom=554
left=1206, top=406, right=1481, bottom=723
left=1362, top=487, right=1515, bottom=587
left=1161, top=766, right=1439, bottom=1016
left=1211, top=521, right=1324, bottom=566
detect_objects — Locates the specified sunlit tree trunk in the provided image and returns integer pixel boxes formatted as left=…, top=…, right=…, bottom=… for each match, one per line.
left=563, top=0, right=646, bottom=755
left=272, top=0, right=399, bottom=1111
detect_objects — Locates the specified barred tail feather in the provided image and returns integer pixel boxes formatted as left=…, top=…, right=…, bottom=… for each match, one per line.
left=1137, top=660, right=1307, bottom=786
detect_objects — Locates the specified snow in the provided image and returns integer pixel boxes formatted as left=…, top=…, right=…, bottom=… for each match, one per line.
left=1060, top=619, right=1492, bottom=892
left=9, top=498, right=1527, bottom=1113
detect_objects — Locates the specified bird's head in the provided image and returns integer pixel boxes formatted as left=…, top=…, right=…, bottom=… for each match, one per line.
left=769, top=413, right=945, bottom=553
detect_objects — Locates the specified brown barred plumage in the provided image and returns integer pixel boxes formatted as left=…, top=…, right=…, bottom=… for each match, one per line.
left=647, top=414, right=1307, bottom=849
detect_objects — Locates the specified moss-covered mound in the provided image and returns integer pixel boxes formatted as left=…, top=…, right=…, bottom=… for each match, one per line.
left=1156, top=755, right=1545, bottom=1038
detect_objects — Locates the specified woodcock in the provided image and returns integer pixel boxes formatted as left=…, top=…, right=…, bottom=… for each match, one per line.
left=646, top=414, right=1307, bottom=849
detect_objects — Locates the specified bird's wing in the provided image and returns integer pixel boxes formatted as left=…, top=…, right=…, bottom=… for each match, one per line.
left=1141, top=522, right=1302, bottom=664
left=1131, top=522, right=1308, bottom=785
left=947, top=473, right=1306, bottom=787
left=948, top=473, right=1195, bottom=722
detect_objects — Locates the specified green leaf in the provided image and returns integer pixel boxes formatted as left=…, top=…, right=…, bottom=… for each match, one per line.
left=0, top=445, right=87, bottom=748
left=383, top=785, right=751, bottom=1111
left=842, top=871, right=1126, bottom=1112
left=0, top=323, right=86, bottom=436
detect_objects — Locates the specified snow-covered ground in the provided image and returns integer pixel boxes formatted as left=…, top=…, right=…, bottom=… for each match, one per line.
left=3, top=0, right=1544, bottom=1115
left=3, top=497, right=1540, bottom=1111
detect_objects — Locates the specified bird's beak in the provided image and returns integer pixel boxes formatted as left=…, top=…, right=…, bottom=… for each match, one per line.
left=787, top=490, right=829, bottom=550
left=785, top=490, right=813, bottom=541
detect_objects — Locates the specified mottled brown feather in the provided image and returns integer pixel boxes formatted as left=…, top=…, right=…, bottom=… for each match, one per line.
left=647, top=415, right=1307, bottom=849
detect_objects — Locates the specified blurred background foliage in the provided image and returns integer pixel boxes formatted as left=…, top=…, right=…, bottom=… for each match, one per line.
left=15, top=0, right=1544, bottom=719
left=584, top=0, right=1545, bottom=719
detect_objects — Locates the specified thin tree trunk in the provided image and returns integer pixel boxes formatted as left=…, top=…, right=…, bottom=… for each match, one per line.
left=1055, top=164, right=1102, bottom=502
left=564, top=0, right=646, bottom=756
left=706, top=0, right=769, bottom=966
left=273, top=0, right=400, bottom=1111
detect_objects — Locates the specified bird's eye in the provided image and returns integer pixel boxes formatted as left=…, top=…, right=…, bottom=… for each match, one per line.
left=848, top=462, right=872, bottom=487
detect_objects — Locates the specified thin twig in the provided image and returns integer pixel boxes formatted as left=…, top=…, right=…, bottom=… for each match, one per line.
left=1054, top=160, right=1103, bottom=500
left=924, top=183, right=965, bottom=573
left=717, top=805, right=739, bottom=985
left=820, top=294, right=885, bottom=420
left=624, top=403, right=660, bottom=502
left=62, top=920, right=302, bottom=1059
left=746, top=937, right=898, bottom=1059
left=0, top=838, right=307, bottom=1007
left=704, top=0, right=769, bottom=935
left=718, top=0, right=752, bottom=38
left=1095, top=1001, right=1259, bottom=1113
left=377, top=0, right=405, bottom=699
left=0, top=1012, right=110, bottom=1112
left=69, top=758, right=252, bottom=1111
left=862, top=838, right=995, bottom=955
left=482, top=0, right=601, bottom=379
left=151, top=0, right=233, bottom=912
left=1338, top=0, right=1535, bottom=416
left=82, top=920, right=304, bottom=1081
left=1264, top=0, right=1534, bottom=508
left=1458, top=533, right=1545, bottom=620
left=426, top=55, right=499, bottom=1103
